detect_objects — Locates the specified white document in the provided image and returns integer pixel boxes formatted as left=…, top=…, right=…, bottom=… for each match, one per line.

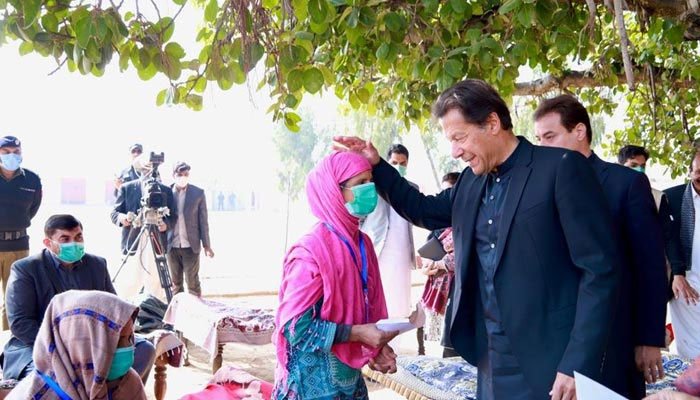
left=574, top=371, right=628, bottom=400
left=376, top=318, right=416, bottom=334
left=376, top=302, right=427, bottom=335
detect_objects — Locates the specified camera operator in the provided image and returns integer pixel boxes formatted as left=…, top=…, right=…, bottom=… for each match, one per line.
left=110, top=154, right=176, bottom=255
left=113, top=143, right=143, bottom=197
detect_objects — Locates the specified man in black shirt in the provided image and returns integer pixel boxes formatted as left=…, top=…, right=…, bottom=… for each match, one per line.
left=0, top=135, right=42, bottom=330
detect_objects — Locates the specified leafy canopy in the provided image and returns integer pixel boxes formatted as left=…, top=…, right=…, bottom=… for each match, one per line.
left=2, top=0, right=699, bottom=175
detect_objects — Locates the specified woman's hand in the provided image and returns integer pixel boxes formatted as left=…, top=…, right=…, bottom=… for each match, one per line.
left=369, top=345, right=398, bottom=374
left=415, top=255, right=424, bottom=268
left=349, top=324, right=398, bottom=348
left=420, top=260, right=439, bottom=276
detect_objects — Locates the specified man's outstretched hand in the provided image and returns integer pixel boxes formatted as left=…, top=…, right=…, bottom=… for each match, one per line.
left=333, top=136, right=381, bottom=166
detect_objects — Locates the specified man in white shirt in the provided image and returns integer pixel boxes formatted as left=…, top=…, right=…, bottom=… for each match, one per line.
left=664, top=152, right=700, bottom=359
left=166, top=162, right=214, bottom=296
left=361, top=144, right=416, bottom=321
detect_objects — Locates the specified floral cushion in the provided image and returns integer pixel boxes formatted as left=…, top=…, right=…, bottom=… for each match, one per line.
left=389, top=352, right=691, bottom=399
left=646, top=353, right=693, bottom=394
left=397, top=356, right=477, bottom=400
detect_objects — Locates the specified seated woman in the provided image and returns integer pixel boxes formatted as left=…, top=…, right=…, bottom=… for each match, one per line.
left=7, top=290, right=147, bottom=400
left=273, top=151, right=399, bottom=400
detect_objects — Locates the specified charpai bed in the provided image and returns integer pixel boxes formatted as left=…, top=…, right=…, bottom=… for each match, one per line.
left=362, top=352, right=691, bottom=400
left=163, top=293, right=276, bottom=373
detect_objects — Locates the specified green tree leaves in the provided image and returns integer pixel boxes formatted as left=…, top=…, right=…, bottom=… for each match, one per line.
left=3, top=0, right=700, bottom=170
left=204, top=0, right=218, bottom=23
left=303, top=67, right=324, bottom=93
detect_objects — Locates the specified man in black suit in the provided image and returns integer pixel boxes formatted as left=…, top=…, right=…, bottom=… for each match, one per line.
left=110, top=154, right=176, bottom=255
left=663, top=153, right=700, bottom=361
left=335, top=79, right=621, bottom=400
left=534, top=95, right=667, bottom=399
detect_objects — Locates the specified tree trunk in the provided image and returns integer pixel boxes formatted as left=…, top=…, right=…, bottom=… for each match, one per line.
left=419, top=133, right=441, bottom=189
left=284, top=173, right=292, bottom=252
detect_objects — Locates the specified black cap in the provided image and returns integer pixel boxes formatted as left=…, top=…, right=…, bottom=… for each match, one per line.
left=0, top=136, right=21, bottom=148
left=173, top=161, right=191, bottom=174
left=129, top=143, right=143, bottom=153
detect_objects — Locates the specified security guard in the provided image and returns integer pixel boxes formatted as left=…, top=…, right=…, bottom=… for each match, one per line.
left=0, top=135, right=42, bottom=330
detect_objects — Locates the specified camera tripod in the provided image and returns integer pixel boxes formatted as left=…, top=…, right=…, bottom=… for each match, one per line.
left=112, top=217, right=174, bottom=303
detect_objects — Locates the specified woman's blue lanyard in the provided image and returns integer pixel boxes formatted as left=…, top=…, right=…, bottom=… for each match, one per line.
left=37, top=370, right=73, bottom=400
left=324, top=223, right=369, bottom=323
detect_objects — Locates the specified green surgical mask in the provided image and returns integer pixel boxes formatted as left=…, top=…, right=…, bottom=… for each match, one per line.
left=393, top=164, right=407, bottom=177
left=345, top=182, right=378, bottom=217
left=631, top=166, right=646, bottom=173
left=107, top=345, right=135, bottom=381
left=53, top=241, right=85, bottom=263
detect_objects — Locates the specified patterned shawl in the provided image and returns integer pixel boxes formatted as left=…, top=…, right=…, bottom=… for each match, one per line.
left=7, top=290, right=147, bottom=400
left=680, top=183, right=695, bottom=271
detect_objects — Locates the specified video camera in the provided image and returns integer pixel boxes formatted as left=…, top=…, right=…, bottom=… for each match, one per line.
left=116, top=150, right=175, bottom=303
left=142, top=152, right=167, bottom=208
left=131, top=152, right=170, bottom=227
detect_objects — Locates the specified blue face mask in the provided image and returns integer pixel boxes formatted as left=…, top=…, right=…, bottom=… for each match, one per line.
left=107, top=345, right=135, bottom=381
left=0, top=153, right=22, bottom=172
left=53, top=241, right=85, bottom=263
left=631, top=166, right=645, bottom=173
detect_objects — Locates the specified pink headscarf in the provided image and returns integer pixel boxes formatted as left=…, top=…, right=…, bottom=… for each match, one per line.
left=274, top=151, right=388, bottom=388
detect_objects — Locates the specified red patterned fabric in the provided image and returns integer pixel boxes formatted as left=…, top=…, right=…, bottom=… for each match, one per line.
left=420, top=230, right=455, bottom=315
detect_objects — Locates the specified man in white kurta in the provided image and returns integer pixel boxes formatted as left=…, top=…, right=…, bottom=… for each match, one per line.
left=361, top=144, right=416, bottom=320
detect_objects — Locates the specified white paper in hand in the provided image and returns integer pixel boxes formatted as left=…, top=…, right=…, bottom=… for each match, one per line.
left=376, top=318, right=415, bottom=334
left=376, top=303, right=426, bottom=335
left=574, top=371, right=628, bottom=400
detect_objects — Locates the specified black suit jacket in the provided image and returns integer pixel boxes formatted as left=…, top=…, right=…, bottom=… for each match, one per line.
left=372, top=138, right=621, bottom=398
left=664, top=184, right=690, bottom=277
left=1, top=250, right=115, bottom=379
left=589, top=154, right=667, bottom=399
left=110, top=179, right=176, bottom=254
left=167, top=184, right=211, bottom=254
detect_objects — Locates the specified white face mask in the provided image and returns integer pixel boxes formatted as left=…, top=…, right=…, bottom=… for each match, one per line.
left=175, top=176, right=189, bottom=188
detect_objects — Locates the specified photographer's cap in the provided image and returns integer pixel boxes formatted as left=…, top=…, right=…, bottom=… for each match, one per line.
left=173, top=161, right=191, bottom=174
left=129, top=143, right=143, bottom=153
left=0, top=136, right=21, bottom=148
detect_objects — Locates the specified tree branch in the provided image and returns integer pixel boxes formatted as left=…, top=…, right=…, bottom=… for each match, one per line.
left=48, top=57, right=67, bottom=76
left=614, top=0, right=636, bottom=89
left=513, top=69, right=694, bottom=96
left=149, top=0, right=162, bottom=20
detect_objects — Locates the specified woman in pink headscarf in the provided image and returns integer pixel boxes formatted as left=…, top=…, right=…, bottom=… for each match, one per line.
left=272, top=151, right=398, bottom=400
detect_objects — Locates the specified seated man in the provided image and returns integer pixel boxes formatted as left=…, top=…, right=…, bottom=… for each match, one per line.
left=0, top=214, right=156, bottom=383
